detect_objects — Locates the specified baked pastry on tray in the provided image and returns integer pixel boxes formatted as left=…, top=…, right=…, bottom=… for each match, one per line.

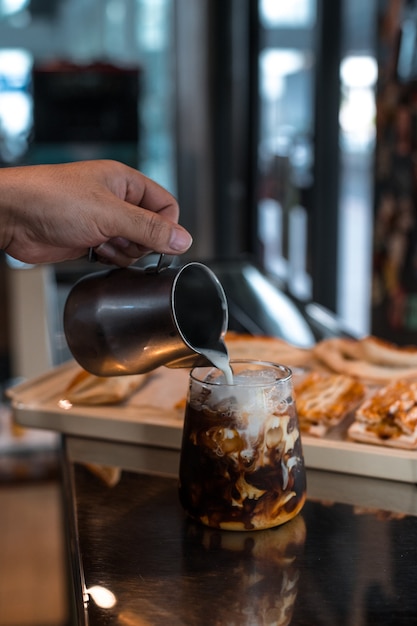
left=313, top=336, right=417, bottom=383
left=64, top=368, right=151, bottom=405
left=294, top=371, right=366, bottom=437
left=348, top=379, right=417, bottom=449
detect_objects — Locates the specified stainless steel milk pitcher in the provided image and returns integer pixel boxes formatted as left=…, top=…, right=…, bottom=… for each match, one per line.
left=63, top=256, right=229, bottom=376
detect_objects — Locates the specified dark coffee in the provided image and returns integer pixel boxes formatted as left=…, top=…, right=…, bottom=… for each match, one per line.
left=179, top=361, right=306, bottom=531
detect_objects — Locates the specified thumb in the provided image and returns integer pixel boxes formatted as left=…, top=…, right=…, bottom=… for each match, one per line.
left=104, top=201, right=193, bottom=255
left=132, top=208, right=193, bottom=253
left=166, top=222, right=194, bottom=253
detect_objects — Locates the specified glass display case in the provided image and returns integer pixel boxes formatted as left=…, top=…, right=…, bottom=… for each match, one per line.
left=0, top=0, right=176, bottom=192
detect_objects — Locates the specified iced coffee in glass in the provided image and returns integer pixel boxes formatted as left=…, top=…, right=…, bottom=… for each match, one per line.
left=178, top=360, right=306, bottom=531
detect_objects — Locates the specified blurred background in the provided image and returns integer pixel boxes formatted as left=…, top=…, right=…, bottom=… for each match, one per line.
left=0, top=0, right=384, bottom=383
left=0, top=0, right=416, bottom=624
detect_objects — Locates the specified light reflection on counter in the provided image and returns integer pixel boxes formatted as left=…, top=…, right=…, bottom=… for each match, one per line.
left=86, top=585, right=117, bottom=609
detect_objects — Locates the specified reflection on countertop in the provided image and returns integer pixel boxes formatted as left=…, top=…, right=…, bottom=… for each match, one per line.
left=64, top=436, right=417, bottom=626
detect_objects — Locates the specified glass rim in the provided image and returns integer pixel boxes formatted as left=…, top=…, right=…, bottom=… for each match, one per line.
left=189, top=359, right=293, bottom=387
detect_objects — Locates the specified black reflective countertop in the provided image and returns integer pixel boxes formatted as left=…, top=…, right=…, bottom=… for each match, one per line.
left=62, top=437, right=417, bottom=625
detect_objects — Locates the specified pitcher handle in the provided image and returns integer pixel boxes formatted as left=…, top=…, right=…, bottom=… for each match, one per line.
left=153, top=253, right=175, bottom=273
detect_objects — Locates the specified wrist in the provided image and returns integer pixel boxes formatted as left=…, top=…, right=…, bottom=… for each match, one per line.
left=0, top=167, right=24, bottom=252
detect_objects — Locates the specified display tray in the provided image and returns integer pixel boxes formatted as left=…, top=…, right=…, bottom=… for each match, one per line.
left=7, top=360, right=417, bottom=484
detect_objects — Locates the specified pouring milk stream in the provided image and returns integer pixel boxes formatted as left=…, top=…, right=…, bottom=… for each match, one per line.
left=199, top=347, right=234, bottom=385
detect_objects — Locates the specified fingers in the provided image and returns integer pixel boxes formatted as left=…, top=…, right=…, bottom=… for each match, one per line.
left=105, top=200, right=193, bottom=259
left=92, top=238, right=147, bottom=267
left=92, top=222, right=193, bottom=266
left=76, top=161, right=191, bottom=259
left=123, top=167, right=180, bottom=222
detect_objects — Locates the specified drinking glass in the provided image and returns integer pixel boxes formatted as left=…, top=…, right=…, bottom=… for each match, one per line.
left=179, top=360, right=306, bottom=531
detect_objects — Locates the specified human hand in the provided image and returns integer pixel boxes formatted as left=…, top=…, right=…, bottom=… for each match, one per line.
left=0, top=160, right=193, bottom=265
